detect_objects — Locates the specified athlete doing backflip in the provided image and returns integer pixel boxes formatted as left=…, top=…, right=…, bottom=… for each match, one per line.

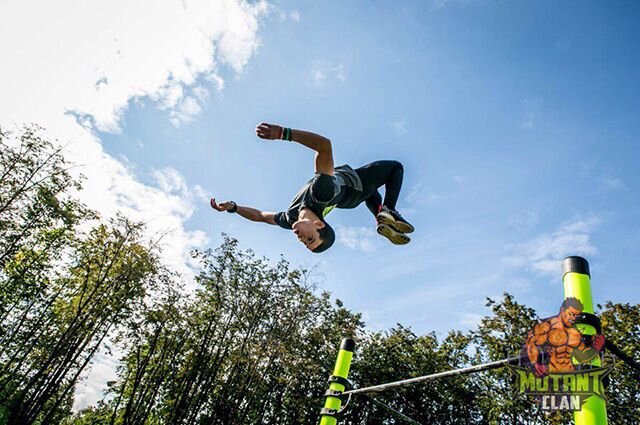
left=210, top=123, right=414, bottom=253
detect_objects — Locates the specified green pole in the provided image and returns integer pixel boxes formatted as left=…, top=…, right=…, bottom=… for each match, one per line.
left=319, top=338, right=355, bottom=425
left=561, top=256, right=608, bottom=425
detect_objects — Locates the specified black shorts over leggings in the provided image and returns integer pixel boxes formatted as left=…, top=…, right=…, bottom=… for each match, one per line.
left=354, top=160, right=404, bottom=215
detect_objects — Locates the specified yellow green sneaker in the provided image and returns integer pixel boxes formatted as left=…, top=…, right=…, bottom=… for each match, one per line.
left=376, top=206, right=415, bottom=234
left=376, top=223, right=411, bottom=245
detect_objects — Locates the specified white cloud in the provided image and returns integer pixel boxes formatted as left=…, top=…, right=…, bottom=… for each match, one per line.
left=432, top=0, right=452, bottom=9
left=597, top=175, right=625, bottom=192
left=405, top=183, right=423, bottom=204
left=503, top=215, right=601, bottom=277
left=156, top=82, right=186, bottom=112
left=391, top=119, right=408, bottom=135
left=192, top=85, right=210, bottom=102
left=289, top=10, right=301, bottom=22
left=0, top=0, right=267, bottom=272
left=431, top=0, right=473, bottom=10
left=555, top=39, right=572, bottom=51
left=279, top=9, right=301, bottom=22
left=405, top=183, right=444, bottom=206
left=400, top=207, right=419, bottom=217
left=1, top=1, right=268, bottom=133
left=207, top=73, right=226, bottom=91
left=152, top=167, right=189, bottom=195
left=155, top=84, right=212, bottom=127
left=511, top=278, right=532, bottom=293
left=520, top=98, right=543, bottom=130
left=193, top=184, right=212, bottom=203
left=459, top=312, right=483, bottom=328
left=0, top=0, right=267, bottom=411
left=311, top=61, right=346, bottom=85
left=73, top=347, right=120, bottom=409
left=336, top=225, right=379, bottom=252
left=371, top=273, right=502, bottom=318
left=521, top=111, right=535, bottom=129
left=169, top=96, right=203, bottom=127
left=508, top=210, right=539, bottom=230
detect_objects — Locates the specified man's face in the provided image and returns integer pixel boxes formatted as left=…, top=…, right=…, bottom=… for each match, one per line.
left=560, top=306, right=581, bottom=327
left=292, top=218, right=323, bottom=251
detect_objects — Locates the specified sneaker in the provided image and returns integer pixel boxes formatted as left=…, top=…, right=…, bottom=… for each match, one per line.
left=376, top=206, right=415, bottom=234
left=377, top=223, right=411, bottom=245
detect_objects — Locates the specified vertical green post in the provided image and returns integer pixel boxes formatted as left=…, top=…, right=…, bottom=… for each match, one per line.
left=319, top=338, right=355, bottom=425
left=561, top=256, right=608, bottom=425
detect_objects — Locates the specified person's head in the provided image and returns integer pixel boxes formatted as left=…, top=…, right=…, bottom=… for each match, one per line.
left=292, top=217, right=335, bottom=253
left=559, top=297, right=584, bottom=327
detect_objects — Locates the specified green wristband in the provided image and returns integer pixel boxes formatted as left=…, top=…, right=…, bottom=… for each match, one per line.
left=282, top=127, right=292, bottom=141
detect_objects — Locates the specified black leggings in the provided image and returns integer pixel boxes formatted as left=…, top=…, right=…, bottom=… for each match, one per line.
left=354, top=160, right=404, bottom=215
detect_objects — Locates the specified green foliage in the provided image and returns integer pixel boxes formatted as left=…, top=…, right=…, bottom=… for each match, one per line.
left=470, top=293, right=546, bottom=424
left=347, top=327, right=480, bottom=424
left=99, top=237, right=364, bottom=425
left=61, top=403, right=112, bottom=425
left=0, top=126, right=160, bottom=424
left=598, top=302, right=640, bottom=424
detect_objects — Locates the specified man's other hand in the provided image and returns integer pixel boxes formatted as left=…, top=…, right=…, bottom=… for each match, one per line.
left=210, top=198, right=234, bottom=212
left=256, top=122, right=282, bottom=140
left=592, top=334, right=606, bottom=351
left=533, top=363, right=549, bottom=378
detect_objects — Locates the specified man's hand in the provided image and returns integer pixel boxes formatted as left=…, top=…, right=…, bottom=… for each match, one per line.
left=210, top=198, right=276, bottom=225
left=533, top=363, right=549, bottom=378
left=256, top=122, right=282, bottom=140
left=255, top=123, right=334, bottom=175
left=592, top=334, right=606, bottom=351
left=210, top=198, right=235, bottom=212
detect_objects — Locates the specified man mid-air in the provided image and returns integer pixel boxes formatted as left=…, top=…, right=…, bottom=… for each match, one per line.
left=210, top=123, right=415, bottom=253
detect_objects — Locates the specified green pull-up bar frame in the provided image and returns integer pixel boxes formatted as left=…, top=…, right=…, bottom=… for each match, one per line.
left=562, top=256, right=607, bottom=425
left=319, top=338, right=355, bottom=425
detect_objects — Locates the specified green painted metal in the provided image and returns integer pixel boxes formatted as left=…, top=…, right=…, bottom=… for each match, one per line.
left=562, top=256, right=608, bottom=425
left=319, top=338, right=355, bottom=425
left=322, top=205, right=336, bottom=217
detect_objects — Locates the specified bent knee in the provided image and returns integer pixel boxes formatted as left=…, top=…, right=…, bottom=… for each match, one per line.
left=390, top=160, right=403, bottom=171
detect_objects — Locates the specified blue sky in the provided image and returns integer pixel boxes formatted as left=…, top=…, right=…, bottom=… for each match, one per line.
left=3, top=0, right=639, bottom=409
left=94, top=0, right=640, bottom=333
left=4, top=0, right=640, bottom=335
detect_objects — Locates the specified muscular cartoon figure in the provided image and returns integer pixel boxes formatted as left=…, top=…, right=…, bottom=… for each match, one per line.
left=526, top=297, right=605, bottom=377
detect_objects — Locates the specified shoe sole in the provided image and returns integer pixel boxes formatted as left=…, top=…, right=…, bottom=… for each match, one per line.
left=376, top=211, right=415, bottom=234
left=377, top=224, right=411, bottom=245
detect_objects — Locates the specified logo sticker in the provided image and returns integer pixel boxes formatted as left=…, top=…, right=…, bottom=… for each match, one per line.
left=508, top=297, right=613, bottom=411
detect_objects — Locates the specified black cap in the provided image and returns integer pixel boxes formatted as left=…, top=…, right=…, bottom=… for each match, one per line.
left=340, top=338, right=355, bottom=352
left=562, top=256, right=590, bottom=278
left=312, top=223, right=335, bottom=253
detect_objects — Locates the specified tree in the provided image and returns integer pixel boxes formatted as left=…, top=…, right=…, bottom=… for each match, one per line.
left=470, top=293, right=544, bottom=424
left=98, top=237, right=363, bottom=425
left=346, top=327, right=480, bottom=424
left=0, top=127, right=162, bottom=424
left=598, top=301, right=640, bottom=424
left=4, top=126, right=638, bottom=425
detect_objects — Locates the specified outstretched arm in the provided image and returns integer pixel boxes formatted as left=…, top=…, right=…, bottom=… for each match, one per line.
left=526, top=329, right=544, bottom=365
left=256, top=123, right=334, bottom=176
left=526, top=322, right=550, bottom=377
left=210, top=198, right=276, bottom=225
left=572, top=334, right=605, bottom=363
